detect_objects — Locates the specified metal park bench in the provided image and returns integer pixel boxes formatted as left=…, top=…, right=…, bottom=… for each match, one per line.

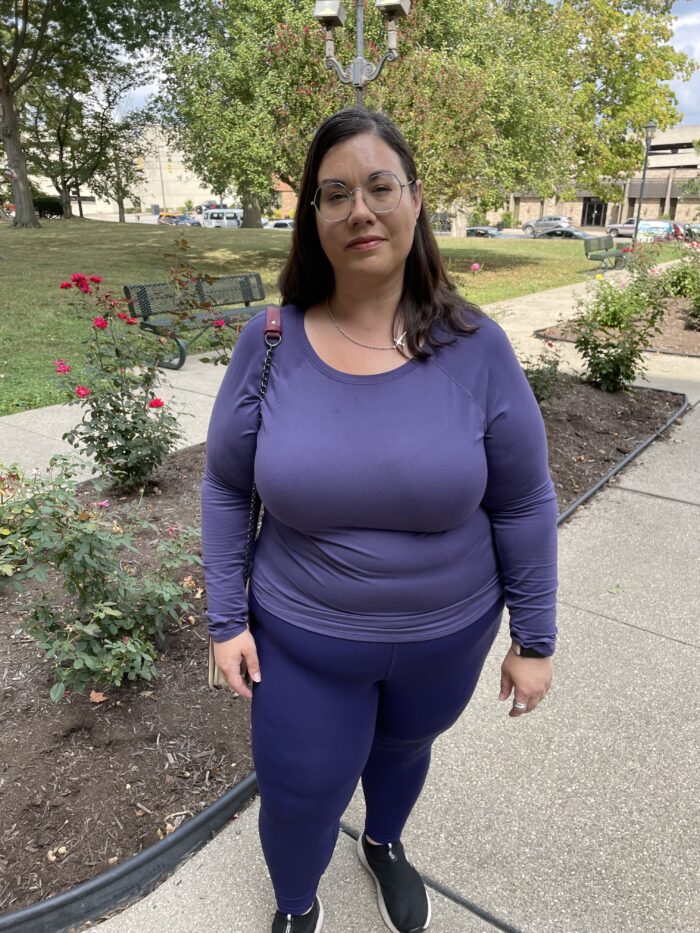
left=123, top=272, right=266, bottom=369
left=584, top=235, right=626, bottom=271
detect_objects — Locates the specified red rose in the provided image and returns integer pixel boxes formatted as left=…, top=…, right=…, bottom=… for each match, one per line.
left=89, top=275, right=103, bottom=283
left=71, top=273, right=88, bottom=284
left=213, top=319, right=226, bottom=328
left=75, top=386, right=90, bottom=398
left=92, top=316, right=109, bottom=329
left=148, top=398, right=164, bottom=408
left=125, top=317, right=138, bottom=325
left=53, top=359, right=72, bottom=374
left=116, top=312, right=129, bottom=320
left=77, top=282, right=93, bottom=294
left=59, top=281, right=73, bottom=289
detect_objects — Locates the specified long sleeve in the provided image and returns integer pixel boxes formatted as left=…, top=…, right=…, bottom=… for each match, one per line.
left=479, top=322, right=559, bottom=654
left=201, top=311, right=267, bottom=642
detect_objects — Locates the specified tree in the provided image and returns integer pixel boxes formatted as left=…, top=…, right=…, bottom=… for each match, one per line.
left=156, top=0, right=695, bottom=219
left=0, top=0, right=182, bottom=227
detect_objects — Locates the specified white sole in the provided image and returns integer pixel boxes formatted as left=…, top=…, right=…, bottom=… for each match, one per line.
left=356, top=834, right=431, bottom=933
left=314, top=896, right=324, bottom=932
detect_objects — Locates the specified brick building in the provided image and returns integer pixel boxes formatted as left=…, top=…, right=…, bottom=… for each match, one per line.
left=494, top=125, right=700, bottom=232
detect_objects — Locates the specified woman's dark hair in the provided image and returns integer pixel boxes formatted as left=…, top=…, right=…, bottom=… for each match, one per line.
left=278, top=108, right=483, bottom=360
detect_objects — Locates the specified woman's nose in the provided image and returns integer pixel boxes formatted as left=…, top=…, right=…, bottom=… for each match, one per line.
left=347, top=187, right=375, bottom=222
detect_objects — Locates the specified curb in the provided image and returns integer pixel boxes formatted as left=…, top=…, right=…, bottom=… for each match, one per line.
left=557, top=390, right=689, bottom=524
left=0, top=391, right=690, bottom=933
left=0, top=775, right=258, bottom=933
left=533, top=326, right=700, bottom=359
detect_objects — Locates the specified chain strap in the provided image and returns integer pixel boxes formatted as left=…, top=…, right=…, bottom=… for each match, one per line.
left=242, top=323, right=281, bottom=583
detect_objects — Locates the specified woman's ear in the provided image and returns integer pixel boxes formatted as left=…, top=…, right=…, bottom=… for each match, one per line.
left=412, top=179, right=423, bottom=219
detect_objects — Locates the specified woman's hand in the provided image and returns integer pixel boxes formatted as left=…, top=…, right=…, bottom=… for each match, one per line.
left=499, top=649, right=553, bottom=717
left=213, top=629, right=262, bottom=700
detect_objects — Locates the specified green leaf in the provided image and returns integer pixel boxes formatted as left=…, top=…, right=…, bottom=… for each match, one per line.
left=50, top=682, right=66, bottom=703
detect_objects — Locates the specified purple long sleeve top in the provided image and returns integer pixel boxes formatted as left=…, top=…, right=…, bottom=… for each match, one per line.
left=201, top=304, right=558, bottom=652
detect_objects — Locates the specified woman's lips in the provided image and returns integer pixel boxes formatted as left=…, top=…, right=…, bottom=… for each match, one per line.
left=347, top=238, right=384, bottom=251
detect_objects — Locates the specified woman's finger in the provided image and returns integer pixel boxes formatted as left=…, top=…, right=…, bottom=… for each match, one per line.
left=227, top=662, right=253, bottom=700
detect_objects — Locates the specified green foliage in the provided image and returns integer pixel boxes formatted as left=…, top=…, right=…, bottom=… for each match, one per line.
left=686, top=291, right=700, bottom=331
left=659, top=254, right=700, bottom=299
left=156, top=0, right=695, bottom=214
left=500, top=211, right=513, bottom=228
left=0, top=457, right=199, bottom=700
left=468, top=209, right=487, bottom=227
left=55, top=273, right=182, bottom=489
left=571, top=273, right=665, bottom=392
left=33, top=192, right=63, bottom=217
left=521, top=341, right=566, bottom=403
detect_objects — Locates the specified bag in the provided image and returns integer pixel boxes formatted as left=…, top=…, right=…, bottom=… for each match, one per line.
left=208, top=305, right=283, bottom=689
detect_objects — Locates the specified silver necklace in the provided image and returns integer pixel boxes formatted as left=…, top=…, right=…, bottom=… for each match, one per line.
left=326, top=299, right=407, bottom=351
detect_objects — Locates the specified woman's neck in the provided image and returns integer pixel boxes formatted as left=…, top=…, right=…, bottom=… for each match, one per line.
left=330, top=278, right=403, bottom=336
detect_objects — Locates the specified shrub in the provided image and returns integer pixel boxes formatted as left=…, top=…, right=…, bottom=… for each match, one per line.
left=659, top=256, right=700, bottom=298
left=521, top=341, right=566, bottom=402
left=468, top=208, right=487, bottom=226
left=1, top=457, right=199, bottom=701
left=56, top=273, right=183, bottom=489
left=686, top=291, right=700, bottom=330
left=34, top=193, right=63, bottom=218
left=500, top=211, right=513, bottom=228
left=571, top=277, right=665, bottom=392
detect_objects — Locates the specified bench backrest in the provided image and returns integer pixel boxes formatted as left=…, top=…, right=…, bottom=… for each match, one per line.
left=124, top=272, right=265, bottom=319
left=584, top=235, right=615, bottom=254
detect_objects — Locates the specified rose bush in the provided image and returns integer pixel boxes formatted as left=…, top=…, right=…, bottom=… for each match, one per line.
left=56, top=275, right=182, bottom=489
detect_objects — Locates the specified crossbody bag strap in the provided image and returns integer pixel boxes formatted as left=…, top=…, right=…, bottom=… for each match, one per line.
left=242, top=305, right=283, bottom=583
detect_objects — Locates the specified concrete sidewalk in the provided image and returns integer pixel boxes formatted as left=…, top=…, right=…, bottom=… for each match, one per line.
left=2, top=280, right=699, bottom=932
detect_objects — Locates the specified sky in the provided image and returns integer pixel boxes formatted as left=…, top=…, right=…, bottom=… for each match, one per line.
left=670, top=0, right=700, bottom=125
left=126, top=1, right=700, bottom=127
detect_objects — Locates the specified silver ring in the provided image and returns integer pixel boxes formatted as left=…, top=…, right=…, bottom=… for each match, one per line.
left=513, top=701, right=528, bottom=710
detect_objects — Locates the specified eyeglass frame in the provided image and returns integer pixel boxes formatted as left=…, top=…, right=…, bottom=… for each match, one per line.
left=310, top=171, right=417, bottom=224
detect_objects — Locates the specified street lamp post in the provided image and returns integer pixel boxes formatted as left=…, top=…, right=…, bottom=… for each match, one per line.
left=313, top=0, right=410, bottom=107
left=632, top=120, right=657, bottom=246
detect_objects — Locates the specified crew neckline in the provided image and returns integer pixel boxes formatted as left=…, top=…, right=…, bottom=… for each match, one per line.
left=292, top=304, right=421, bottom=384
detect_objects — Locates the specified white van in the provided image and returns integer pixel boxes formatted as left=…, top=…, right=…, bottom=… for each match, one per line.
left=201, top=209, right=242, bottom=229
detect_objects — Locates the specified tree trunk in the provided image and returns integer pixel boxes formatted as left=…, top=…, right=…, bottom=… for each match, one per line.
left=75, top=185, right=84, bottom=218
left=115, top=156, right=126, bottom=222
left=241, top=193, right=263, bottom=228
left=60, top=185, right=74, bottom=219
left=0, top=87, right=39, bottom=228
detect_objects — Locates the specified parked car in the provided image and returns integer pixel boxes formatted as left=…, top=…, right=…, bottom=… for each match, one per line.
left=263, top=219, right=294, bottom=230
left=465, top=226, right=501, bottom=237
left=196, top=201, right=227, bottom=214
left=606, top=217, right=637, bottom=238
left=157, top=213, right=201, bottom=226
left=534, top=226, right=594, bottom=240
left=636, top=219, right=684, bottom=241
left=201, top=209, right=242, bottom=228
left=684, top=222, right=700, bottom=242
left=521, top=215, right=574, bottom=235
left=608, top=217, right=685, bottom=240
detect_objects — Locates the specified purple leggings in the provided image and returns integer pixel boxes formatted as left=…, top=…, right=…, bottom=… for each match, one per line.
left=248, top=590, right=504, bottom=914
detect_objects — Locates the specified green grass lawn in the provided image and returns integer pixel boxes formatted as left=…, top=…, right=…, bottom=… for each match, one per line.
left=0, top=220, right=642, bottom=415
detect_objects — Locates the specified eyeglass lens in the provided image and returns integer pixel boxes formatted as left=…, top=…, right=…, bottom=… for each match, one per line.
left=316, top=172, right=405, bottom=221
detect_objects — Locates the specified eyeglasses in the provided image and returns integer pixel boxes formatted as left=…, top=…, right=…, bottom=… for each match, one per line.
left=311, top=171, right=415, bottom=223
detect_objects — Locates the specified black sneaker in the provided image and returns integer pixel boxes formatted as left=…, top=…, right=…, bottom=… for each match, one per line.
left=271, top=895, right=324, bottom=933
left=357, top=832, right=431, bottom=932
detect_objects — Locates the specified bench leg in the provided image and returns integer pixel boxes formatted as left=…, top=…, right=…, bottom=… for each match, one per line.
left=140, top=323, right=187, bottom=370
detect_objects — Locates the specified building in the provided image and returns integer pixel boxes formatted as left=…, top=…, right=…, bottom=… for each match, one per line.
left=484, top=124, right=700, bottom=232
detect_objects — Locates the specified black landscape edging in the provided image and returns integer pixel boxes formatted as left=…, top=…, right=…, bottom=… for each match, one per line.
left=0, top=392, right=690, bottom=932
left=533, top=326, right=700, bottom=359
left=557, top=391, right=689, bottom=524
left=0, top=773, right=258, bottom=933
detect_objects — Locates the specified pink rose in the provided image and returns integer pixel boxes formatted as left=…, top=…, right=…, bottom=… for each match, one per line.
left=75, top=386, right=90, bottom=398
left=53, top=359, right=71, bottom=374
left=96, top=499, right=110, bottom=508
left=470, top=262, right=482, bottom=273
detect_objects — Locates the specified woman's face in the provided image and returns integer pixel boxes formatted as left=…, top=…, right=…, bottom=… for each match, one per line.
left=313, top=132, right=422, bottom=286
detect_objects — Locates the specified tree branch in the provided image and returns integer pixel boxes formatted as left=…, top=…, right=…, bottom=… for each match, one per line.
left=10, top=0, right=55, bottom=93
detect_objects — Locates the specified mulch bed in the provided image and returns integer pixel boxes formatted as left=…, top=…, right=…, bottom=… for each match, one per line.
left=536, top=296, right=700, bottom=357
left=0, top=380, right=687, bottom=915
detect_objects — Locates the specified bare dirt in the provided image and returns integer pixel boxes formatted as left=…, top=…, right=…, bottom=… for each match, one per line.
left=0, top=381, right=687, bottom=915
left=537, top=296, right=700, bottom=357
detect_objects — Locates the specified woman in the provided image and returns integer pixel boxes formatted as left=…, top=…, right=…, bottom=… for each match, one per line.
left=201, top=108, right=557, bottom=933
